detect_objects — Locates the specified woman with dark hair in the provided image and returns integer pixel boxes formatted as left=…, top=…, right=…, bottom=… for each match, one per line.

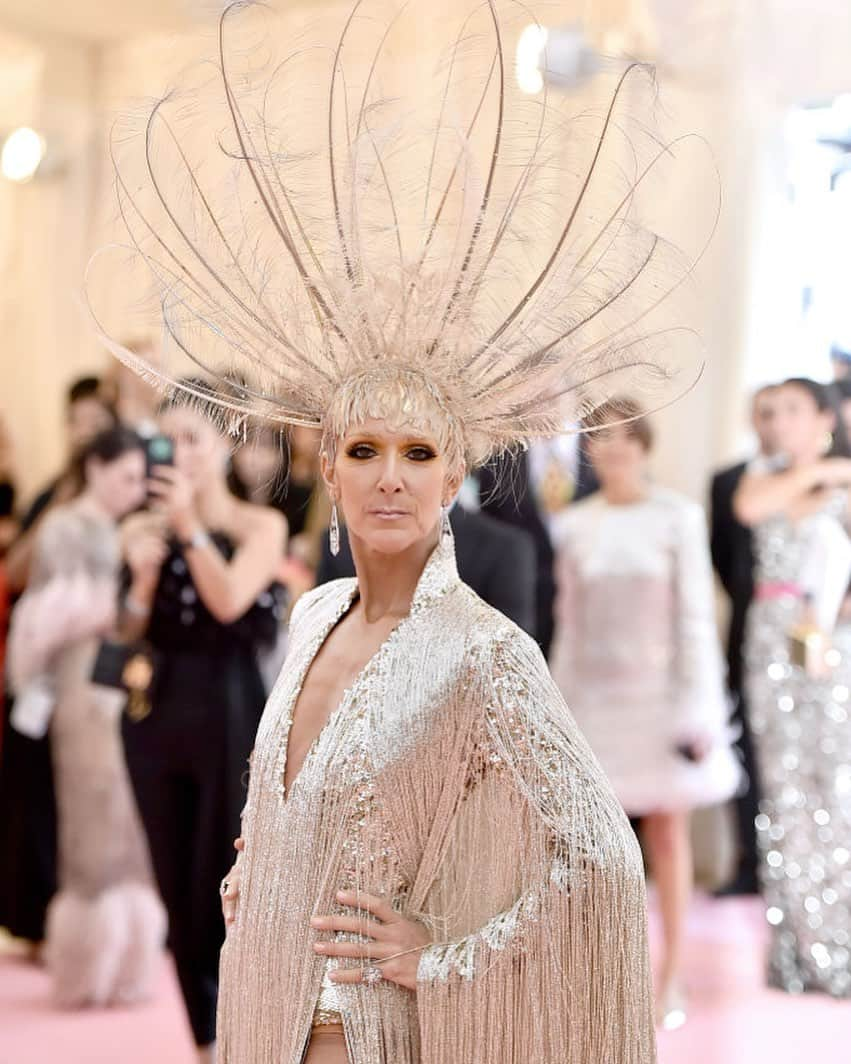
left=6, top=425, right=165, bottom=1006
left=550, top=398, right=739, bottom=1027
left=735, top=377, right=851, bottom=997
left=120, top=383, right=286, bottom=1062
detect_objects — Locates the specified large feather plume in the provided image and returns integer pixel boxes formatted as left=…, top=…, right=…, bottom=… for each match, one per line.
left=87, top=0, right=717, bottom=464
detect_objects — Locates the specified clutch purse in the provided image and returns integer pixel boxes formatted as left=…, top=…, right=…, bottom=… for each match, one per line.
left=91, top=640, right=159, bottom=722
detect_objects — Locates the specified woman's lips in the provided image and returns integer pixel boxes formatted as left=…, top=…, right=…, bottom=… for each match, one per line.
left=370, top=508, right=409, bottom=519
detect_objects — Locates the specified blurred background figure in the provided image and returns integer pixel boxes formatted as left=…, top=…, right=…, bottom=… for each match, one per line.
left=735, top=377, right=851, bottom=998
left=316, top=496, right=537, bottom=636
left=0, top=376, right=115, bottom=956
left=101, top=338, right=163, bottom=438
left=710, top=383, right=781, bottom=896
left=119, top=384, right=285, bottom=1063
left=475, top=436, right=597, bottom=657
left=0, top=415, right=18, bottom=682
left=6, top=427, right=165, bottom=1008
left=5, top=376, right=117, bottom=594
left=0, top=415, right=18, bottom=560
left=829, top=343, right=851, bottom=382
left=550, top=399, right=739, bottom=1028
left=231, top=421, right=329, bottom=607
left=833, top=377, right=851, bottom=441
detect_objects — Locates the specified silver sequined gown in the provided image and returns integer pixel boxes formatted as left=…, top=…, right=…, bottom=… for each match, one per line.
left=746, top=497, right=851, bottom=997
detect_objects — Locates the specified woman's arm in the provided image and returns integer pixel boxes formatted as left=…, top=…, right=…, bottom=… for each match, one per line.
left=414, top=630, right=654, bottom=1064
left=672, top=502, right=733, bottom=748
left=548, top=522, right=579, bottom=696
left=733, top=458, right=851, bottom=527
left=177, top=507, right=286, bottom=624
left=148, top=466, right=287, bottom=624
left=118, top=512, right=169, bottom=641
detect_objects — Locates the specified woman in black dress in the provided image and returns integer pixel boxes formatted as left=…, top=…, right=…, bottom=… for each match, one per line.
left=121, top=385, right=286, bottom=1063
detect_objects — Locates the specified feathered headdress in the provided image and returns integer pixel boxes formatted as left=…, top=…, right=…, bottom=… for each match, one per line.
left=88, top=0, right=716, bottom=466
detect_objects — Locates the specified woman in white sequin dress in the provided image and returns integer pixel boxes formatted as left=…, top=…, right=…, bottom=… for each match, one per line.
left=550, top=399, right=740, bottom=1025
left=736, top=377, right=851, bottom=997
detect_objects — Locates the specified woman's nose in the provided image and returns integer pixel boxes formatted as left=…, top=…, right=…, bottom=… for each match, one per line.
left=375, top=454, right=403, bottom=492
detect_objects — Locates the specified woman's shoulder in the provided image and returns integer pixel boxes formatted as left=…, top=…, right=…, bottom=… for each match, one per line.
left=550, top=492, right=602, bottom=545
left=647, top=486, right=705, bottom=525
left=289, top=577, right=356, bottom=630
left=457, top=586, right=545, bottom=673
left=36, top=501, right=106, bottom=548
left=231, top=498, right=288, bottom=542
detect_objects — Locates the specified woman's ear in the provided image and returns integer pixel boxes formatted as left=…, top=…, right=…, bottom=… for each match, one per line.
left=320, top=451, right=337, bottom=501
left=442, top=464, right=466, bottom=506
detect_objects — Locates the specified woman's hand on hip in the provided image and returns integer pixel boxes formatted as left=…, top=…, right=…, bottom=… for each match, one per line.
left=221, top=836, right=245, bottom=932
left=310, top=890, right=431, bottom=992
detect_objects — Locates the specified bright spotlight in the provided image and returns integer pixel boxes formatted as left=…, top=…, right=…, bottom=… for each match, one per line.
left=516, top=24, right=549, bottom=95
left=1, top=127, right=46, bottom=183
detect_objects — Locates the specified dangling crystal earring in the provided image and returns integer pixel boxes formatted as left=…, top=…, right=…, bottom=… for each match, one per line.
left=440, top=503, right=452, bottom=541
left=329, top=502, right=340, bottom=556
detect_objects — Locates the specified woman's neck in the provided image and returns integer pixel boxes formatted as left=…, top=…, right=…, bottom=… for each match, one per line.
left=349, top=530, right=440, bottom=623
left=787, top=447, right=824, bottom=470
left=76, top=490, right=113, bottom=523
left=601, top=477, right=648, bottom=506
left=196, top=477, right=237, bottom=529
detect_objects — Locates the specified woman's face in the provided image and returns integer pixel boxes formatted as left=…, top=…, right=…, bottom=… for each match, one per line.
left=67, top=397, right=115, bottom=455
left=585, top=424, right=648, bottom=485
left=158, top=405, right=229, bottom=489
left=773, top=384, right=835, bottom=463
left=233, top=433, right=282, bottom=492
left=87, top=450, right=147, bottom=519
left=323, top=419, right=461, bottom=556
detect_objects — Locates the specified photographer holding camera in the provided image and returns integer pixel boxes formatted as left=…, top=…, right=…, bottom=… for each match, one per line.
left=120, top=382, right=285, bottom=1064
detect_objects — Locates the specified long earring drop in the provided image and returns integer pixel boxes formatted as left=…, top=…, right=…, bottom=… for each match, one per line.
left=440, top=503, right=452, bottom=541
left=329, top=502, right=340, bottom=556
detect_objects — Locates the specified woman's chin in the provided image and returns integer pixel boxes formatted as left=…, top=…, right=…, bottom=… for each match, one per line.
left=354, top=526, right=428, bottom=556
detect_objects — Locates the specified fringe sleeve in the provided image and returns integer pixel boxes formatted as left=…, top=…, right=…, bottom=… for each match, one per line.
left=415, top=629, right=656, bottom=1064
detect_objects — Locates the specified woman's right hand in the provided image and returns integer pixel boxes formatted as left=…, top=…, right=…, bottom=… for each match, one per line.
left=221, top=836, right=245, bottom=931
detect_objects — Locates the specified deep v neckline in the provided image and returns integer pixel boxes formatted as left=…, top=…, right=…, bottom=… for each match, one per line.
left=280, top=587, right=404, bottom=802
left=276, top=535, right=461, bottom=803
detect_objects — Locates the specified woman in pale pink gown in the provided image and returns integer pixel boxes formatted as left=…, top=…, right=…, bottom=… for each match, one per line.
left=550, top=399, right=739, bottom=1027
left=8, top=426, right=166, bottom=1007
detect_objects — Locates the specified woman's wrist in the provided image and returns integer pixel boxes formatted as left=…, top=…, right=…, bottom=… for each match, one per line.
left=126, top=582, right=155, bottom=615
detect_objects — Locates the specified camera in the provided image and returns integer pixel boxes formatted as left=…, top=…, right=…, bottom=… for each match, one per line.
left=145, top=434, right=174, bottom=479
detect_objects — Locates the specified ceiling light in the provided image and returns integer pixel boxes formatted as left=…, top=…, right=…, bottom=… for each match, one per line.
left=516, top=24, right=549, bottom=95
left=1, top=127, right=46, bottom=183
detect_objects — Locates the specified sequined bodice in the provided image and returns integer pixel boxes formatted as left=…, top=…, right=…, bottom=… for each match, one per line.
left=752, top=494, right=848, bottom=586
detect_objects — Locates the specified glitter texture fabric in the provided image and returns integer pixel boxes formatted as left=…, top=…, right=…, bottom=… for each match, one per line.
left=217, top=536, right=656, bottom=1062
left=550, top=488, right=740, bottom=815
left=746, top=498, right=851, bottom=997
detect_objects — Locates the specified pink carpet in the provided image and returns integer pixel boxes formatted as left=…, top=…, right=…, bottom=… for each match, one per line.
left=0, top=895, right=847, bottom=1063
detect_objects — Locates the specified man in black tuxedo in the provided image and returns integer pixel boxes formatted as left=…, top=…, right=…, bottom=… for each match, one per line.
left=478, top=441, right=598, bottom=659
left=710, top=384, right=779, bottom=895
left=316, top=503, right=537, bottom=638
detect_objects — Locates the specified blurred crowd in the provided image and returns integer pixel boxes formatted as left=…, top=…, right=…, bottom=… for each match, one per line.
left=1, top=344, right=850, bottom=1055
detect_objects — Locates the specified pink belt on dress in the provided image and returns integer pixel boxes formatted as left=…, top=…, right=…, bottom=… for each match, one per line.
left=755, top=581, right=802, bottom=601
